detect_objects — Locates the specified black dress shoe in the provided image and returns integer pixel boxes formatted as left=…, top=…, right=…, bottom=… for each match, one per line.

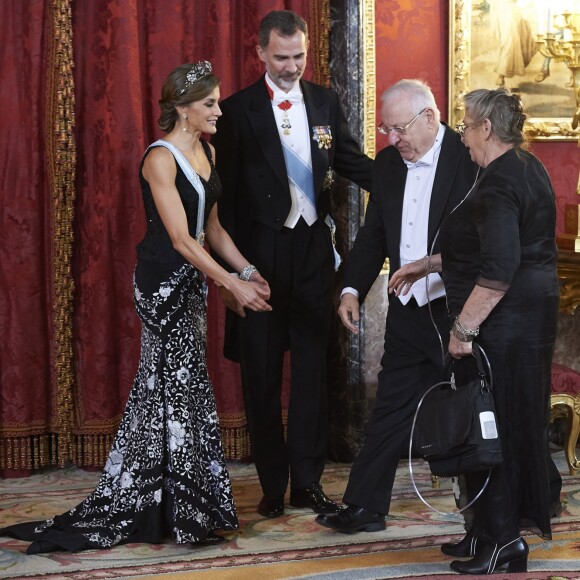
left=441, top=528, right=480, bottom=557
left=315, top=504, right=385, bottom=534
left=257, top=495, right=284, bottom=518
left=289, top=483, right=340, bottom=514
left=450, top=537, right=528, bottom=575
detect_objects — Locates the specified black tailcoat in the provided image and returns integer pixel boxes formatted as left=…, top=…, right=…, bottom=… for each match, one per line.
left=213, top=75, right=373, bottom=495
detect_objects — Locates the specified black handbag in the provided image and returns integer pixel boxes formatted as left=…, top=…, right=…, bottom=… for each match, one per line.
left=413, top=343, right=503, bottom=477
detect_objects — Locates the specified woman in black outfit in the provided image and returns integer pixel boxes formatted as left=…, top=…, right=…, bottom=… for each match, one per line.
left=390, top=87, right=559, bottom=574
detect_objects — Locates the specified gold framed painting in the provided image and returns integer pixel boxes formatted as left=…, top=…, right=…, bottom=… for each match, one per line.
left=449, top=0, right=580, bottom=141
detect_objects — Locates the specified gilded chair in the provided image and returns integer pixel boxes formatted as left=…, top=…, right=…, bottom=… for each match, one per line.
left=550, top=363, right=580, bottom=476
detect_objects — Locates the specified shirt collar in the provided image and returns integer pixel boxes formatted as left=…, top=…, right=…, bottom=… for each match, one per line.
left=265, top=73, right=303, bottom=105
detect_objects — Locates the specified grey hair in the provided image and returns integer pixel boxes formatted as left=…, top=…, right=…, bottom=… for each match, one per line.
left=381, top=79, right=440, bottom=123
left=464, top=87, right=528, bottom=148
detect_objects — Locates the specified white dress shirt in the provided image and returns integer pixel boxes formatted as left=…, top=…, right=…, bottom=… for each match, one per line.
left=342, top=124, right=447, bottom=307
left=397, top=124, right=446, bottom=307
left=265, top=74, right=317, bottom=228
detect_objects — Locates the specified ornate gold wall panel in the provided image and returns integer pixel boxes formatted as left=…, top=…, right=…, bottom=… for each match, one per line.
left=361, top=0, right=376, bottom=160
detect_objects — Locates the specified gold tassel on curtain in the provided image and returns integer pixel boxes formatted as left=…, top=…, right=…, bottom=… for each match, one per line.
left=309, top=0, right=331, bottom=88
left=46, top=0, right=77, bottom=468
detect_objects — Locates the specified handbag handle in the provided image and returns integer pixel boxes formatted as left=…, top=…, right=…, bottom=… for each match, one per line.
left=443, top=342, right=493, bottom=393
left=408, top=341, right=493, bottom=517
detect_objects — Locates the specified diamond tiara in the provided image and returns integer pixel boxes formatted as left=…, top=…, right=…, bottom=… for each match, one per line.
left=180, top=61, right=212, bottom=94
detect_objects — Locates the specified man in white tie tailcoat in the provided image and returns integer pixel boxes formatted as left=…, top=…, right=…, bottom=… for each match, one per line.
left=212, top=9, right=373, bottom=518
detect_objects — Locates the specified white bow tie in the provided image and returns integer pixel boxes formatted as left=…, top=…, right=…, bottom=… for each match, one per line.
left=404, top=159, right=430, bottom=169
left=272, top=90, right=303, bottom=107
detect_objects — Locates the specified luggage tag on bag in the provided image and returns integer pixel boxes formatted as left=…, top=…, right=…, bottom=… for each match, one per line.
left=479, top=410, right=498, bottom=439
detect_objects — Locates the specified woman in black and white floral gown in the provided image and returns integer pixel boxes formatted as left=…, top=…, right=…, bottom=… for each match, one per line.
left=0, top=62, right=271, bottom=554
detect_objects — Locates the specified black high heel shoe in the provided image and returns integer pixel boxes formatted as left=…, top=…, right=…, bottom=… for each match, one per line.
left=441, top=528, right=480, bottom=557
left=194, top=531, right=227, bottom=546
left=450, top=537, right=528, bottom=575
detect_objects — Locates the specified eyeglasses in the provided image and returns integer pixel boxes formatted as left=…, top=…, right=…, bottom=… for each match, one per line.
left=378, top=108, right=427, bottom=136
left=455, top=121, right=479, bottom=136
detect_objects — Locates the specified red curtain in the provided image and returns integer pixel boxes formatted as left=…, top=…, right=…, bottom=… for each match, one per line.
left=1, top=0, right=323, bottom=472
left=0, top=3, right=49, bottom=394
left=0, top=0, right=61, bottom=474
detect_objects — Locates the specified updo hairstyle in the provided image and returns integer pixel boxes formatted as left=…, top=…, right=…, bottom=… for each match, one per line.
left=464, top=87, right=528, bottom=149
left=157, top=62, right=220, bottom=133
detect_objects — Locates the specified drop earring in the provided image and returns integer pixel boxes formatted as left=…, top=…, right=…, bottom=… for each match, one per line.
left=181, top=113, right=188, bottom=132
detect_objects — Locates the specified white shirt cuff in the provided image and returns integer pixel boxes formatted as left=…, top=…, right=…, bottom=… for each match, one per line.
left=341, top=287, right=359, bottom=299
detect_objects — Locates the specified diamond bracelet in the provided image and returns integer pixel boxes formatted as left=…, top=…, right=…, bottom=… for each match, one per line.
left=239, top=265, right=258, bottom=282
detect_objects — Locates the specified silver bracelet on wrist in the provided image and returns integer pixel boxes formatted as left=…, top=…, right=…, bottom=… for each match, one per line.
left=451, top=316, right=480, bottom=342
left=239, top=264, right=258, bottom=282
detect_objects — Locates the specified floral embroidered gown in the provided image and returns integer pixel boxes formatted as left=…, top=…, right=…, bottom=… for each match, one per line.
left=1, top=140, right=238, bottom=553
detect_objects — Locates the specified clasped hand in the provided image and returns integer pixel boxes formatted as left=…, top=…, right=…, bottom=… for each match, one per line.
left=218, top=272, right=271, bottom=317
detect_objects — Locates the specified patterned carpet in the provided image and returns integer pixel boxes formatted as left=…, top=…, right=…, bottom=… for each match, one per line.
left=0, top=452, right=579, bottom=579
